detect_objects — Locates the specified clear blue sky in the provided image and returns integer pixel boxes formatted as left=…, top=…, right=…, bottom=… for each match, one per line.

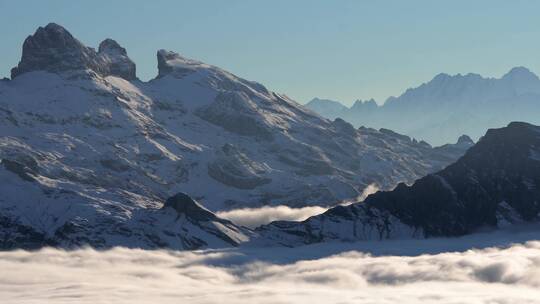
left=1, top=0, right=539, bottom=105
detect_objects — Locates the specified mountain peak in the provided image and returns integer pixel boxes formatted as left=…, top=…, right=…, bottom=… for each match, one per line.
left=306, top=97, right=346, bottom=107
left=162, top=192, right=218, bottom=222
left=350, top=98, right=378, bottom=111
left=11, top=23, right=136, bottom=80
left=98, top=38, right=136, bottom=80
left=500, top=67, right=540, bottom=95
left=353, top=98, right=377, bottom=105
left=98, top=38, right=124, bottom=53
left=41, top=22, right=71, bottom=35
left=492, top=122, right=540, bottom=140
left=470, top=122, right=539, bottom=162
left=457, top=134, right=474, bottom=145
left=11, top=23, right=95, bottom=78
left=304, top=98, right=348, bottom=119
left=156, top=49, right=205, bottom=79
left=156, top=49, right=178, bottom=78
left=431, top=72, right=484, bottom=84
left=506, top=121, right=535, bottom=129
left=503, top=66, right=538, bottom=79
left=432, top=72, right=452, bottom=82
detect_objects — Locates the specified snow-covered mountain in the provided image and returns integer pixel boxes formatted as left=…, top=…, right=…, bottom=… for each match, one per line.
left=256, top=122, right=540, bottom=246
left=0, top=23, right=471, bottom=250
left=306, top=68, right=540, bottom=145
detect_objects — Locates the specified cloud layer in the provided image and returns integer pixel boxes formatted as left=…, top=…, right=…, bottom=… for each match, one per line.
left=217, top=205, right=327, bottom=228
left=2, top=240, right=540, bottom=304
left=217, top=184, right=380, bottom=228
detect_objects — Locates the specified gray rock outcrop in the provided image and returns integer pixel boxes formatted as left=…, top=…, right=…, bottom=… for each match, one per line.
left=11, top=23, right=136, bottom=80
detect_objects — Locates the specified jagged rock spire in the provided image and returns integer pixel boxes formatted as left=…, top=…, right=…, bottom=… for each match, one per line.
left=98, top=38, right=136, bottom=80
left=11, top=23, right=136, bottom=80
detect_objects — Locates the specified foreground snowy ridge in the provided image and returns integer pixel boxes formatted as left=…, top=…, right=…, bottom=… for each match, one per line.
left=0, top=23, right=471, bottom=250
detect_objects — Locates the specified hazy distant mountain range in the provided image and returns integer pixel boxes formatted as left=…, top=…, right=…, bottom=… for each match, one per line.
left=306, top=67, right=540, bottom=145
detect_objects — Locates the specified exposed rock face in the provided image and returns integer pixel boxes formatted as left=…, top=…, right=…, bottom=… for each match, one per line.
left=11, top=23, right=136, bottom=80
left=161, top=193, right=251, bottom=248
left=258, top=122, right=540, bottom=245
left=156, top=48, right=271, bottom=96
left=331, top=118, right=357, bottom=137
left=363, top=122, right=540, bottom=236
left=156, top=49, right=201, bottom=79
left=196, top=92, right=274, bottom=140
left=0, top=214, right=51, bottom=250
left=208, top=144, right=271, bottom=189
left=11, top=23, right=105, bottom=78
left=1, top=159, right=37, bottom=182
left=163, top=192, right=218, bottom=221
left=98, top=38, right=136, bottom=80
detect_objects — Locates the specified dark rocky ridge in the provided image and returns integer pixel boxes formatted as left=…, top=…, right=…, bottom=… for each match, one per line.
left=161, top=193, right=249, bottom=248
left=258, top=122, right=540, bottom=244
left=366, top=122, right=540, bottom=236
left=11, top=23, right=136, bottom=80
left=163, top=192, right=220, bottom=222
left=0, top=214, right=52, bottom=250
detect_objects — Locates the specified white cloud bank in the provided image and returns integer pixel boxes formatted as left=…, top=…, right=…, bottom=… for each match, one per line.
left=217, top=184, right=380, bottom=228
left=2, top=239, right=540, bottom=304
left=217, top=205, right=327, bottom=228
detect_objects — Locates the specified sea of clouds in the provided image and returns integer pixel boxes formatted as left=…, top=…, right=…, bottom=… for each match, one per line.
left=2, top=226, right=540, bottom=304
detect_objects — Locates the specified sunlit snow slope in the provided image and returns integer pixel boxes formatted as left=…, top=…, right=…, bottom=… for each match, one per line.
left=0, top=23, right=470, bottom=250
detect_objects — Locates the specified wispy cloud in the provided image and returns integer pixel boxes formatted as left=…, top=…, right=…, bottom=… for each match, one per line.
left=217, top=184, right=380, bottom=228
left=353, top=183, right=380, bottom=204
left=217, top=205, right=327, bottom=228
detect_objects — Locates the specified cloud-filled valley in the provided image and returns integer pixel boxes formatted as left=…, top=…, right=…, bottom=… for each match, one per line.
left=2, top=226, right=540, bottom=304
